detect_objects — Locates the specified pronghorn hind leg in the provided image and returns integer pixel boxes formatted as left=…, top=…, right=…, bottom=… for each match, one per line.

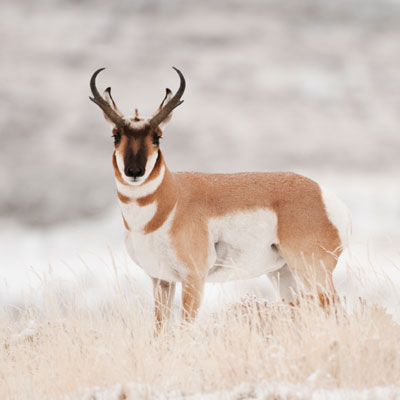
left=267, top=264, right=298, bottom=303
left=279, top=246, right=340, bottom=307
left=152, top=278, right=176, bottom=331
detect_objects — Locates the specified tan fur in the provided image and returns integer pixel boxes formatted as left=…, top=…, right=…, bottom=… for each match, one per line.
left=117, top=191, right=131, bottom=203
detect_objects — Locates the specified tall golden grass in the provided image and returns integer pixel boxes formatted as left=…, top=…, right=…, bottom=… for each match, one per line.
left=1, top=274, right=400, bottom=399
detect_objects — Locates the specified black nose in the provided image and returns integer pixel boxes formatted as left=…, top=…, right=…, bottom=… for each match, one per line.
left=125, top=167, right=145, bottom=179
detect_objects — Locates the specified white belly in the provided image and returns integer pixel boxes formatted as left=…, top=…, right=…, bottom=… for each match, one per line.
left=206, top=209, right=285, bottom=282
left=125, top=207, right=284, bottom=283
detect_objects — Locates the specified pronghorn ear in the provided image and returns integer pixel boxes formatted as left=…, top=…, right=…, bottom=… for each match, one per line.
left=102, top=87, right=123, bottom=126
left=154, top=88, right=174, bottom=129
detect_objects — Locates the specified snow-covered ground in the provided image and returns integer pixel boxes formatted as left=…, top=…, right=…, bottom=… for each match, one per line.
left=71, top=381, right=400, bottom=400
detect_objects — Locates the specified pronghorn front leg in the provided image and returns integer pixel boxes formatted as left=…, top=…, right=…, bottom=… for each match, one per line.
left=152, top=278, right=176, bottom=330
left=182, top=273, right=206, bottom=322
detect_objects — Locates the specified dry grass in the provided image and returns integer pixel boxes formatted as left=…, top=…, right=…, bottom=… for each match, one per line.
left=1, top=280, right=400, bottom=399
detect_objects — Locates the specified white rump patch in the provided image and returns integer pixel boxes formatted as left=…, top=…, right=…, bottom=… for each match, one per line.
left=320, top=185, right=352, bottom=247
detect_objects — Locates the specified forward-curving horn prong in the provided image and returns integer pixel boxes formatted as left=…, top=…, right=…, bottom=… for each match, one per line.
left=149, top=67, right=186, bottom=128
left=89, top=68, right=125, bottom=128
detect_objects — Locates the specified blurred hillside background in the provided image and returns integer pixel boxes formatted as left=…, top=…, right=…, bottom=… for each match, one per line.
left=0, top=0, right=399, bottom=305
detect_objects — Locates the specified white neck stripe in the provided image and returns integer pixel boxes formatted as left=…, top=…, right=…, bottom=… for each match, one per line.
left=117, top=164, right=165, bottom=199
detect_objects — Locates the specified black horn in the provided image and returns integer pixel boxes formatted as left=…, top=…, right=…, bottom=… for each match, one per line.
left=149, top=67, right=186, bottom=128
left=89, top=68, right=125, bottom=128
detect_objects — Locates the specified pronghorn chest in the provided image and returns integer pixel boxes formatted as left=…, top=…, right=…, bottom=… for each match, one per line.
left=116, top=162, right=187, bottom=282
left=123, top=204, right=185, bottom=282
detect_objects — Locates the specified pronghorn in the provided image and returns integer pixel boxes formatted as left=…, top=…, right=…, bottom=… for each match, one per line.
left=90, top=67, right=350, bottom=326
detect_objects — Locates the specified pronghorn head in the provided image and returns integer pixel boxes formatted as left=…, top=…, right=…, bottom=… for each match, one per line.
left=89, top=67, right=185, bottom=185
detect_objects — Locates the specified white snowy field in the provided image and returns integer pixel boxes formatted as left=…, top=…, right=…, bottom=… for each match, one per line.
left=69, top=381, right=400, bottom=400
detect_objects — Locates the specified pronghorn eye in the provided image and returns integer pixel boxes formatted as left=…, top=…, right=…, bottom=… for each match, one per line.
left=152, top=134, right=162, bottom=145
left=112, top=132, right=121, bottom=145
